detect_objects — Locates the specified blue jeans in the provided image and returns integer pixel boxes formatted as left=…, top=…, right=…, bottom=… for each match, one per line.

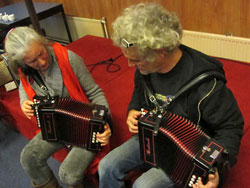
left=98, top=135, right=174, bottom=188
left=20, top=132, right=95, bottom=186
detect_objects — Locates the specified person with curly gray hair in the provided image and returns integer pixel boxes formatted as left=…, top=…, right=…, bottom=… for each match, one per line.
left=98, top=3, right=243, bottom=188
left=5, top=26, right=112, bottom=188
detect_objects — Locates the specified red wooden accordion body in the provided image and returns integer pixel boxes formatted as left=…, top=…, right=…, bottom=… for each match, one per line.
left=138, top=110, right=226, bottom=188
left=33, top=96, right=108, bottom=151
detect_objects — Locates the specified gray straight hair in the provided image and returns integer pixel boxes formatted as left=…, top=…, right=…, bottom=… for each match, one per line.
left=4, top=26, right=49, bottom=75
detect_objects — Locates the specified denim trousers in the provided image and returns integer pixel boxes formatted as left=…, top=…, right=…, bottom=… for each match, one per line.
left=98, top=135, right=174, bottom=188
left=20, top=132, right=95, bottom=186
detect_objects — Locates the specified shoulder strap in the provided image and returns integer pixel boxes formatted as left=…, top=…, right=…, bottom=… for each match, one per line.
left=19, top=66, right=50, bottom=99
left=163, top=71, right=226, bottom=108
left=28, top=67, right=50, bottom=95
left=141, top=71, right=226, bottom=112
left=141, top=75, right=162, bottom=111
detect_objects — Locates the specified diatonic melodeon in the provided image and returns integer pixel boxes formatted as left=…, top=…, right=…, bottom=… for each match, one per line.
left=33, top=96, right=108, bottom=151
left=138, top=110, right=227, bottom=188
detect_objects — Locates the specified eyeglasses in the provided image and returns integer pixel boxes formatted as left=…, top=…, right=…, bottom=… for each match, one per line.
left=121, top=38, right=135, bottom=48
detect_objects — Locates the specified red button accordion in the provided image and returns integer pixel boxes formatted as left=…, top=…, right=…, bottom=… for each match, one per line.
left=33, top=96, right=108, bottom=151
left=138, top=110, right=226, bottom=188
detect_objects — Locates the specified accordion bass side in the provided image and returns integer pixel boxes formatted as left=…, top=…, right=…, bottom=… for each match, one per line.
left=138, top=110, right=227, bottom=188
left=33, top=96, right=108, bottom=151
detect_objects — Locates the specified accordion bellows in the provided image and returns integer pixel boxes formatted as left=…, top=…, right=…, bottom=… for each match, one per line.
left=34, top=96, right=108, bottom=151
left=138, top=110, right=226, bottom=188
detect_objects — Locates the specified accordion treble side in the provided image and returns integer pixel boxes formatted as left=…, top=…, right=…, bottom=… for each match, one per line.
left=138, top=110, right=226, bottom=188
left=33, top=96, right=108, bottom=151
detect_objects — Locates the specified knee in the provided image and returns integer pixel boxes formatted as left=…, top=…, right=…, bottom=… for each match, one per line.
left=58, top=165, right=82, bottom=186
left=98, top=154, right=116, bottom=177
left=98, top=157, right=108, bottom=177
left=132, top=178, right=157, bottom=188
left=132, top=171, right=174, bottom=188
left=20, top=146, right=29, bottom=168
left=133, top=177, right=153, bottom=188
left=20, top=145, right=38, bottom=170
left=132, top=178, right=144, bottom=188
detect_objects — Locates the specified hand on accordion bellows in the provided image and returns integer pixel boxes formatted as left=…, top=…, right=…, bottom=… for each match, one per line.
left=193, top=169, right=219, bottom=188
left=96, top=124, right=111, bottom=146
left=21, top=100, right=34, bottom=119
left=126, top=109, right=142, bottom=133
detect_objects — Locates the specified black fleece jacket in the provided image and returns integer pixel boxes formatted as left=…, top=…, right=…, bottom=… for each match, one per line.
left=128, top=44, right=244, bottom=168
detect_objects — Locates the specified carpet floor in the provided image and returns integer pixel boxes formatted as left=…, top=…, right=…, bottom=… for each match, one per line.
left=0, top=120, right=66, bottom=188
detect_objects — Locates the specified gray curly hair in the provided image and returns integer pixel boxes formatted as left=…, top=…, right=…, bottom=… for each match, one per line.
left=4, top=26, right=49, bottom=74
left=112, top=3, right=182, bottom=62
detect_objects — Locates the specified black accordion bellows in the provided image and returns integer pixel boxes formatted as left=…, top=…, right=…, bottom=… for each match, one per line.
left=138, top=110, right=226, bottom=188
left=34, top=96, right=108, bottom=151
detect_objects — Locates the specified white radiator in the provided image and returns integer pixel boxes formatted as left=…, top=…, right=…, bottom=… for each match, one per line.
left=182, top=30, right=250, bottom=63
left=40, top=14, right=250, bottom=63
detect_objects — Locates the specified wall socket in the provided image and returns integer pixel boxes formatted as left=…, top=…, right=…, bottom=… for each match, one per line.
left=4, top=81, right=17, bottom=92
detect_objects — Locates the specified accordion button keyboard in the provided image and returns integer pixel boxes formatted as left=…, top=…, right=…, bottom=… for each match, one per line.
left=92, top=132, right=100, bottom=143
left=188, top=175, right=200, bottom=187
left=188, top=182, right=193, bottom=187
left=92, top=132, right=96, bottom=143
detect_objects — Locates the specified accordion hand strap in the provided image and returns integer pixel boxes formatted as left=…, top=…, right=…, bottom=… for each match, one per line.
left=142, top=71, right=226, bottom=111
